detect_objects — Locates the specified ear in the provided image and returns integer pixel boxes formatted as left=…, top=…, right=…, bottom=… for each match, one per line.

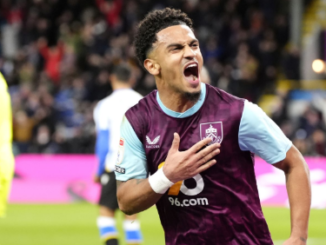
left=144, top=59, right=160, bottom=76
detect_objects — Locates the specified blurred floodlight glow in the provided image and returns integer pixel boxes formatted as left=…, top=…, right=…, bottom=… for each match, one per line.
left=312, top=59, right=325, bottom=73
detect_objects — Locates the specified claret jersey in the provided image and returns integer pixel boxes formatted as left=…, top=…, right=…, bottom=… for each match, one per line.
left=115, top=83, right=291, bottom=245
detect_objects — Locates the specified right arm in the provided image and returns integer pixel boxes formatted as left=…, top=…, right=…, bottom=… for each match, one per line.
left=116, top=125, right=220, bottom=215
left=117, top=179, right=162, bottom=215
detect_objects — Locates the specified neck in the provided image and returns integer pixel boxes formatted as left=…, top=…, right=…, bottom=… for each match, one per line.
left=112, top=81, right=130, bottom=91
left=156, top=83, right=199, bottom=113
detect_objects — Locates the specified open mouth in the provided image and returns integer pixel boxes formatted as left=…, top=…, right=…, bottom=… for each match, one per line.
left=183, top=63, right=199, bottom=84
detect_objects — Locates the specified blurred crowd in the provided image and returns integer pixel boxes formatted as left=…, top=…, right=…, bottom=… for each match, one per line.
left=0, top=0, right=325, bottom=156
left=271, top=93, right=326, bottom=157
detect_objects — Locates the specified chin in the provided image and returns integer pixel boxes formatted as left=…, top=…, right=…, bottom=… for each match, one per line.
left=183, top=83, right=201, bottom=102
left=183, top=91, right=201, bottom=102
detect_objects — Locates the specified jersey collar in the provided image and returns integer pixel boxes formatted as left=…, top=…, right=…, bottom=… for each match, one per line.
left=156, top=82, right=206, bottom=118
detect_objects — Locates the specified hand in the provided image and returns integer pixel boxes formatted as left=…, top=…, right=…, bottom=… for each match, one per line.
left=282, top=236, right=307, bottom=245
left=93, top=175, right=101, bottom=184
left=163, top=133, right=220, bottom=183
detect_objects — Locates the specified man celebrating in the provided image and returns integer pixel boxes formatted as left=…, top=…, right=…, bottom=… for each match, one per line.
left=115, top=8, right=311, bottom=245
left=94, top=64, right=143, bottom=245
left=0, top=73, right=14, bottom=218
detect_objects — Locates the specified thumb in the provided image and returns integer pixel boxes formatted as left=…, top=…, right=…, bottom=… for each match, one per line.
left=170, top=132, right=180, bottom=153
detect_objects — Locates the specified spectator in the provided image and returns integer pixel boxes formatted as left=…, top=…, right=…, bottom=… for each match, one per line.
left=13, top=110, right=35, bottom=153
left=37, top=38, right=65, bottom=85
left=282, top=46, right=300, bottom=80
left=311, top=129, right=326, bottom=156
left=1, top=0, right=323, bottom=156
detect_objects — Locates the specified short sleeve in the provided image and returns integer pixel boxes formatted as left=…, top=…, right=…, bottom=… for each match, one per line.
left=238, top=100, right=292, bottom=164
left=115, top=116, right=148, bottom=181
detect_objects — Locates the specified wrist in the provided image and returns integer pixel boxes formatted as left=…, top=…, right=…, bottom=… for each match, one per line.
left=148, top=167, right=174, bottom=194
left=290, top=231, right=308, bottom=243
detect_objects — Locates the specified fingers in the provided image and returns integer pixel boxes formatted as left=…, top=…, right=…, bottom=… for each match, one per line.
left=195, top=159, right=217, bottom=174
left=169, top=132, right=180, bottom=153
left=189, top=137, right=214, bottom=153
left=195, top=147, right=220, bottom=166
left=193, top=141, right=219, bottom=159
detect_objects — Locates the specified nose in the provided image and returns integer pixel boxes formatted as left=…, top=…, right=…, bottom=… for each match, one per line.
left=184, top=45, right=196, bottom=59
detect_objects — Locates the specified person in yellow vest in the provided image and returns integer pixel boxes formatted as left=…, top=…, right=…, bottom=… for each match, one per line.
left=0, top=73, right=15, bottom=217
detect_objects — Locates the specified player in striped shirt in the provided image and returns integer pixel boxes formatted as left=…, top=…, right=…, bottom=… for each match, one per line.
left=93, top=64, right=143, bottom=245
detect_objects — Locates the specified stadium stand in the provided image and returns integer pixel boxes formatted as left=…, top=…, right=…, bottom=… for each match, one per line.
left=0, top=0, right=325, bottom=155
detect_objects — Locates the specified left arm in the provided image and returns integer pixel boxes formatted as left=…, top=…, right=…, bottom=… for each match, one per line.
left=239, top=100, right=311, bottom=244
left=273, top=145, right=311, bottom=244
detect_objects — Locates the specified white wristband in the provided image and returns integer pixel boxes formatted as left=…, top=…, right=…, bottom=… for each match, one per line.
left=148, top=167, right=174, bottom=194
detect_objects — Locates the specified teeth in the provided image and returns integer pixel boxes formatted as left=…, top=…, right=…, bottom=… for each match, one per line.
left=187, top=64, right=197, bottom=68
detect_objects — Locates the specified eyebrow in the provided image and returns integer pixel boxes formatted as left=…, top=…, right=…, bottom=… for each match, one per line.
left=166, top=39, right=199, bottom=49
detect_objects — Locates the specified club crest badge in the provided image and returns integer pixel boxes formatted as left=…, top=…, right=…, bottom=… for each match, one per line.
left=200, top=122, right=223, bottom=145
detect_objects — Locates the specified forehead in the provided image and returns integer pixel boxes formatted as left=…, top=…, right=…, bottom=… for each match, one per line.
left=155, top=25, right=196, bottom=46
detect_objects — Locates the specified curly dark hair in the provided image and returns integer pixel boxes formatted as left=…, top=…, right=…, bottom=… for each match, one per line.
left=134, top=8, right=193, bottom=64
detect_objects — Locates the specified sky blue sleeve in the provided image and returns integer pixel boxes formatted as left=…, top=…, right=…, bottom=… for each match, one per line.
left=95, top=129, right=109, bottom=176
left=238, top=100, right=292, bottom=164
left=115, top=116, right=147, bottom=181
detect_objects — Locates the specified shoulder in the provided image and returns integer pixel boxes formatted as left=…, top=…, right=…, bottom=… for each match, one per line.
left=93, top=95, right=113, bottom=126
left=241, top=100, right=270, bottom=119
left=206, top=84, right=245, bottom=105
left=94, top=96, right=110, bottom=114
left=97, top=95, right=114, bottom=109
left=124, top=89, right=144, bottom=106
left=112, top=89, right=143, bottom=107
left=128, top=89, right=143, bottom=100
left=205, top=84, right=245, bottom=123
left=240, top=100, right=282, bottom=132
left=126, top=90, right=156, bottom=117
left=125, top=90, right=157, bottom=138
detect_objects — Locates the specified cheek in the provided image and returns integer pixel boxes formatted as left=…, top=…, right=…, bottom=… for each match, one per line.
left=162, top=57, right=182, bottom=76
left=196, top=50, right=204, bottom=64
